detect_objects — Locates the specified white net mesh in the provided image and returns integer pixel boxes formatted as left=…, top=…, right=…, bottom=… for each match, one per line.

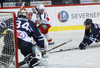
left=0, top=12, right=18, bottom=68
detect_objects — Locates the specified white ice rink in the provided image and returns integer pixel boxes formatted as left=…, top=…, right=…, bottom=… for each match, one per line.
left=18, top=30, right=100, bottom=68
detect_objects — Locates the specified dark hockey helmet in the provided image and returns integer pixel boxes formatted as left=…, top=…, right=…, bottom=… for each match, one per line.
left=84, top=19, right=92, bottom=25
left=17, top=8, right=28, bottom=18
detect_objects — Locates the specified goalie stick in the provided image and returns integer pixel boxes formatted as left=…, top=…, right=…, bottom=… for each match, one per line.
left=18, top=39, right=72, bottom=67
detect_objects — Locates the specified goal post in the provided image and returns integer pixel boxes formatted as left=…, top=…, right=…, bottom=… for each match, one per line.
left=0, top=12, right=18, bottom=68
left=13, top=12, right=19, bottom=68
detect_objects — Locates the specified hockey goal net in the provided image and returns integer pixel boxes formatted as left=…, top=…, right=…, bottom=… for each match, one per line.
left=0, top=12, right=18, bottom=68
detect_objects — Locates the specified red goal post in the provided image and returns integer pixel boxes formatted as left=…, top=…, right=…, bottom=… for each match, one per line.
left=0, top=12, right=18, bottom=68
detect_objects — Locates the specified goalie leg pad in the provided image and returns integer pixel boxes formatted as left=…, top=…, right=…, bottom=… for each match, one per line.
left=25, top=53, right=40, bottom=68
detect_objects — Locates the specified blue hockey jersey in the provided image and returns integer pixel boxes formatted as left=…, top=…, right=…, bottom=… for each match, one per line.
left=82, top=23, right=100, bottom=45
left=16, top=17, right=44, bottom=48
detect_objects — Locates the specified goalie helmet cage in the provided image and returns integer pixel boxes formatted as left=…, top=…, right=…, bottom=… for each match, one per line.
left=0, top=12, right=18, bottom=68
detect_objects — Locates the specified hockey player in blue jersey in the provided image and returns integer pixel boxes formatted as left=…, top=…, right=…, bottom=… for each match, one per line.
left=79, top=19, right=100, bottom=50
left=0, top=8, right=46, bottom=68
left=17, top=8, right=47, bottom=68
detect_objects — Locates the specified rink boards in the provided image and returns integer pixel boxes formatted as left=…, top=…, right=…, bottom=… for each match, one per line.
left=0, top=3, right=100, bottom=31
left=0, top=4, right=100, bottom=68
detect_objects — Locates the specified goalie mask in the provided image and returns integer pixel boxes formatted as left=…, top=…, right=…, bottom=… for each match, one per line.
left=17, top=8, right=28, bottom=18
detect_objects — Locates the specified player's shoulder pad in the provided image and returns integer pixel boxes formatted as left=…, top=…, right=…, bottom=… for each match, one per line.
left=28, top=20, right=36, bottom=26
left=92, top=23, right=98, bottom=29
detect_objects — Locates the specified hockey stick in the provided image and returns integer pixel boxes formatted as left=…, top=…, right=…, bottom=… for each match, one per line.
left=20, top=2, right=25, bottom=9
left=49, top=48, right=79, bottom=53
left=46, top=39, right=72, bottom=53
left=18, top=39, right=72, bottom=67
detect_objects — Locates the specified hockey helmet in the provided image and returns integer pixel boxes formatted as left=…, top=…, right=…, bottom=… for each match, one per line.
left=37, top=4, right=45, bottom=10
left=17, top=8, right=28, bottom=18
left=84, top=19, right=92, bottom=25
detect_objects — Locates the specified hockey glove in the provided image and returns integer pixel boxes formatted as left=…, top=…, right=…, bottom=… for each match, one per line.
left=95, top=39, right=100, bottom=43
left=79, top=42, right=88, bottom=50
left=40, top=47, right=49, bottom=58
left=40, top=48, right=47, bottom=57
left=95, top=38, right=100, bottom=43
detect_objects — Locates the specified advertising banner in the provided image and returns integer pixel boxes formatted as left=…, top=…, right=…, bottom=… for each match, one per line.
left=3, top=3, right=16, bottom=7
left=1, top=4, right=100, bottom=31
left=30, top=1, right=51, bottom=6
left=80, top=0, right=100, bottom=4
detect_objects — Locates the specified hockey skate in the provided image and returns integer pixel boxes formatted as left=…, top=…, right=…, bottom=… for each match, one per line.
left=48, top=41, right=54, bottom=45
